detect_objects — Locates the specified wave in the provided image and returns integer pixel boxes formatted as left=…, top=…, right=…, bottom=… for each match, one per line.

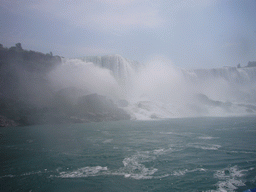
left=198, top=136, right=219, bottom=140
left=52, top=148, right=174, bottom=180
left=212, top=166, right=254, bottom=192
left=172, top=168, right=207, bottom=176
left=58, top=166, right=108, bottom=178
left=188, top=143, right=222, bottom=150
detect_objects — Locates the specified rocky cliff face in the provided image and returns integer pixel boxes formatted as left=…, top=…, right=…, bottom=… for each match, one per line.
left=0, top=45, right=131, bottom=127
left=1, top=43, right=256, bottom=126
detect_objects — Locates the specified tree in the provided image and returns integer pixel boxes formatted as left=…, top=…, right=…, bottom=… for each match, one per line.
left=15, top=43, right=22, bottom=50
left=247, top=61, right=256, bottom=68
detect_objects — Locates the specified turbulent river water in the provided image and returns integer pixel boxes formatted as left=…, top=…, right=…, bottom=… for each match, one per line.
left=1, top=116, right=256, bottom=192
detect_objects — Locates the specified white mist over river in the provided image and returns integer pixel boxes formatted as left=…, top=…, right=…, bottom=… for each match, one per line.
left=48, top=55, right=256, bottom=120
left=1, top=53, right=256, bottom=192
left=1, top=1, right=256, bottom=191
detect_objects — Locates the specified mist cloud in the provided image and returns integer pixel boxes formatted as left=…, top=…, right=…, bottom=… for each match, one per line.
left=48, top=59, right=121, bottom=99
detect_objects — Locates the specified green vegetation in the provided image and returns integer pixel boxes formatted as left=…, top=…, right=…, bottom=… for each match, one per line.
left=236, top=61, right=256, bottom=68
left=0, top=43, right=62, bottom=126
left=0, top=43, right=61, bottom=73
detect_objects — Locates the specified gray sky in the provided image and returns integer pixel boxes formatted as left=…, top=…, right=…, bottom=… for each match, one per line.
left=1, top=0, right=256, bottom=68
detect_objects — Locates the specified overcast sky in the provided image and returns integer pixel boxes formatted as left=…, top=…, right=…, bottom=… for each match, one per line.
left=1, top=0, right=256, bottom=68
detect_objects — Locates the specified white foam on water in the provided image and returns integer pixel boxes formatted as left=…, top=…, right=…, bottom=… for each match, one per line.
left=21, top=171, right=43, bottom=176
left=153, top=148, right=173, bottom=155
left=55, top=146, right=214, bottom=180
left=113, top=149, right=173, bottom=179
left=212, top=165, right=250, bottom=192
left=201, top=145, right=221, bottom=150
left=172, top=169, right=188, bottom=176
left=0, top=174, right=15, bottom=178
left=116, top=152, right=158, bottom=179
left=188, top=143, right=222, bottom=150
left=153, top=148, right=165, bottom=154
left=159, top=131, right=173, bottom=135
left=1, top=169, right=52, bottom=179
left=160, top=131, right=195, bottom=138
left=198, top=136, right=219, bottom=140
left=102, top=139, right=113, bottom=144
left=172, top=168, right=207, bottom=176
left=58, top=166, right=108, bottom=178
left=54, top=150, right=162, bottom=180
left=217, top=179, right=245, bottom=191
left=224, top=150, right=256, bottom=155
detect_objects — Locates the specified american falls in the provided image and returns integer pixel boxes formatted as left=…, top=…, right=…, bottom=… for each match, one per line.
left=49, top=54, right=256, bottom=120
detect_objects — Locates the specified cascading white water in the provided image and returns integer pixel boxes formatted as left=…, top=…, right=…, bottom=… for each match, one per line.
left=181, top=67, right=256, bottom=103
left=80, top=55, right=140, bottom=86
left=182, top=67, right=256, bottom=90
left=50, top=55, right=256, bottom=119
